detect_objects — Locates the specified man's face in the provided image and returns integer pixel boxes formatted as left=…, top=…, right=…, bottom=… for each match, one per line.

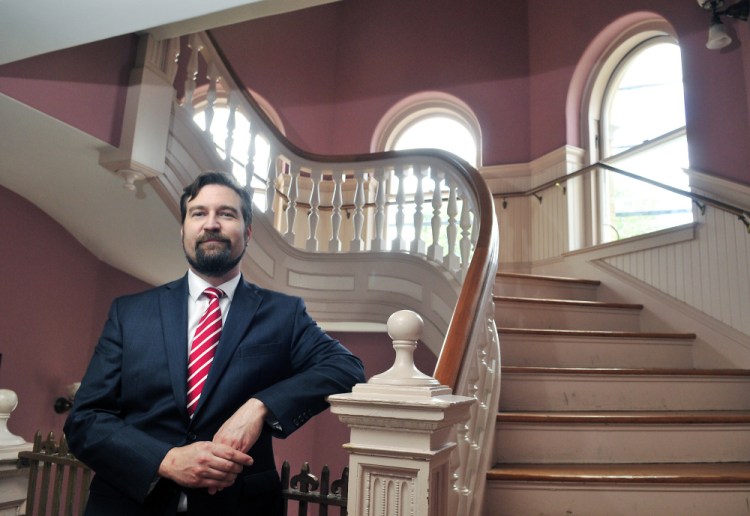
left=181, top=184, right=252, bottom=279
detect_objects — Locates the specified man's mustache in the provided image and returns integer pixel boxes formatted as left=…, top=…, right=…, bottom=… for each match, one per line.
left=196, top=232, right=231, bottom=247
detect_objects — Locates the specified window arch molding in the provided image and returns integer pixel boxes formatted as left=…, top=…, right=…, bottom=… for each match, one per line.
left=371, top=91, right=482, bottom=166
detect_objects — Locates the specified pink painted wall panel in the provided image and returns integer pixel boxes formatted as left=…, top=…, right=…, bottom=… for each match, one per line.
left=212, top=0, right=531, bottom=163
left=0, top=184, right=151, bottom=441
left=0, top=35, right=137, bottom=147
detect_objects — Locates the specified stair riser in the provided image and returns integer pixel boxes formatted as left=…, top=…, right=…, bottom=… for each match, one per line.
left=485, top=482, right=750, bottom=516
left=501, top=335, right=693, bottom=368
left=500, top=374, right=750, bottom=411
left=495, top=303, right=641, bottom=331
left=495, top=278, right=599, bottom=301
left=495, top=423, right=750, bottom=463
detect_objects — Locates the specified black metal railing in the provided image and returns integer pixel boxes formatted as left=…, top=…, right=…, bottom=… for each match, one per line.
left=281, top=462, right=348, bottom=516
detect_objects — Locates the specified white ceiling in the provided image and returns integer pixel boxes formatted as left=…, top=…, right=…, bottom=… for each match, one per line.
left=0, top=0, right=339, bottom=65
left=0, top=0, right=338, bottom=286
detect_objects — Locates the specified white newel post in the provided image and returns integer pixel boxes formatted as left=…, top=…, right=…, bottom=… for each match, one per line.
left=328, top=310, right=475, bottom=516
left=0, top=389, right=31, bottom=516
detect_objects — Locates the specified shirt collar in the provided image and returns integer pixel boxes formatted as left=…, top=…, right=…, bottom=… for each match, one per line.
left=187, top=269, right=242, bottom=302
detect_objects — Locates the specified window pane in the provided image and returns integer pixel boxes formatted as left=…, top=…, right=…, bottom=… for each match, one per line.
left=601, top=39, right=692, bottom=242
left=607, top=43, right=685, bottom=155
left=604, top=136, right=692, bottom=241
left=394, top=116, right=477, bottom=166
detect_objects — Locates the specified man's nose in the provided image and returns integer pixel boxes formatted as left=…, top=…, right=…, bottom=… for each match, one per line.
left=204, top=212, right=221, bottom=229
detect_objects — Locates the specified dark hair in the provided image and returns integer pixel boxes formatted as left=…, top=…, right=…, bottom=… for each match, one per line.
left=180, top=172, right=253, bottom=228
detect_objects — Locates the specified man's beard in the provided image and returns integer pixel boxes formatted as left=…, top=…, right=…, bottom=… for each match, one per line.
left=185, top=233, right=245, bottom=277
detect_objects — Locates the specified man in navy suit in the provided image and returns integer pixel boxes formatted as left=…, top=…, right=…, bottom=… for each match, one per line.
left=65, top=172, right=365, bottom=515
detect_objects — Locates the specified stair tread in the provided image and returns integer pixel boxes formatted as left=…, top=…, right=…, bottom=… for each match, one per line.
left=497, top=410, right=750, bottom=424
left=488, top=462, right=750, bottom=483
left=502, top=366, right=750, bottom=376
left=498, top=327, right=696, bottom=339
left=494, top=295, right=643, bottom=309
left=497, top=272, right=601, bottom=286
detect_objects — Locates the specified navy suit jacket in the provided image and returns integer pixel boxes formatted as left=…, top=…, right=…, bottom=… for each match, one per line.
left=64, top=275, right=365, bottom=515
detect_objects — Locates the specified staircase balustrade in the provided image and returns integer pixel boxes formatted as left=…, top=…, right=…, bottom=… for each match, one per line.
left=173, top=32, right=479, bottom=282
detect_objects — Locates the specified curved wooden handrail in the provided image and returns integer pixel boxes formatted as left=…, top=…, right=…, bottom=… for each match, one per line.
left=434, top=165, right=498, bottom=388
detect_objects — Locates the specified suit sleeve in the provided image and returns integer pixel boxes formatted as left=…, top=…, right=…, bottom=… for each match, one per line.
left=251, top=297, right=365, bottom=436
left=64, top=298, right=174, bottom=503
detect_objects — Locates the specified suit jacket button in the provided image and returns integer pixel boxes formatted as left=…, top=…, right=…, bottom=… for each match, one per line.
left=187, top=433, right=198, bottom=441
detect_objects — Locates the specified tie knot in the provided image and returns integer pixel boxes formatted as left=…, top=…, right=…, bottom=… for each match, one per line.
left=203, top=287, right=223, bottom=301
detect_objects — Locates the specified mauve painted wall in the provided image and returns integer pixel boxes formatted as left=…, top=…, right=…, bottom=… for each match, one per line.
left=0, top=35, right=137, bottom=147
left=211, top=0, right=750, bottom=184
left=0, top=184, right=151, bottom=441
left=211, top=0, right=530, bottom=164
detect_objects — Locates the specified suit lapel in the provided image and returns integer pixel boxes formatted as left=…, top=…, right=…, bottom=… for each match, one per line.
left=160, top=276, right=190, bottom=419
left=197, top=279, right=261, bottom=415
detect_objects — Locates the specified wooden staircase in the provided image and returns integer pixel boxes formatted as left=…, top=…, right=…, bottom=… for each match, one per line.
left=485, top=272, right=750, bottom=516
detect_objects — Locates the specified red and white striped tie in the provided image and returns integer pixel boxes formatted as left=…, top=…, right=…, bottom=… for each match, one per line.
left=187, top=287, right=223, bottom=416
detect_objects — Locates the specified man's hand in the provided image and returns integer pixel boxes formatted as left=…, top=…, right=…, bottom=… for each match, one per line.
left=158, top=441, right=253, bottom=491
left=213, top=398, right=268, bottom=454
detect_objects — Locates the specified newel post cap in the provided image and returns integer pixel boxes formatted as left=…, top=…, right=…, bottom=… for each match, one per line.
left=343, top=310, right=453, bottom=399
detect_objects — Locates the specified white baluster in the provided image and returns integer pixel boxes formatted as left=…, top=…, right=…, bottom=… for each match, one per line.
left=411, top=165, right=426, bottom=255
left=427, top=167, right=445, bottom=262
left=164, top=38, right=181, bottom=86
left=459, top=195, right=472, bottom=281
left=306, top=168, right=322, bottom=251
left=470, top=205, right=479, bottom=248
left=224, top=92, right=237, bottom=173
left=183, top=34, right=202, bottom=117
left=350, top=170, right=366, bottom=251
left=284, top=163, right=300, bottom=245
left=391, top=166, right=408, bottom=251
left=265, top=146, right=280, bottom=216
left=245, top=122, right=257, bottom=189
left=204, top=60, right=220, bottom=135
left=371, top=167, right=387, bottom=251
left=444, top=180, right=460, bottom=272
left=329, top=170, right=344, bottom=252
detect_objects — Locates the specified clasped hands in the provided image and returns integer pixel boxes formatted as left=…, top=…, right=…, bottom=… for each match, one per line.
left=157, top=398, right=268, bottom=494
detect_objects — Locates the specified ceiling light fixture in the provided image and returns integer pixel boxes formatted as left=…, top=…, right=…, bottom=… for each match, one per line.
left=697, top=0, right=749, bottom=49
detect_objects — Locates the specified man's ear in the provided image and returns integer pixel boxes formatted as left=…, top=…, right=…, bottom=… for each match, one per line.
left=245, top=226, right=253, bottom=245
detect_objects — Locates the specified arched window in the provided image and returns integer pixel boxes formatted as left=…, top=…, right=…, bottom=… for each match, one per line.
left=587, top=31, right=692, bottom=243
left=373, top=92, right=481, bottom=165
left=373, top=93, right=481, bottom=246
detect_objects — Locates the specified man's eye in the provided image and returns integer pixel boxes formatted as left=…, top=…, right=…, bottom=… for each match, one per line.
left=220, top=211, right=237, bottom=218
